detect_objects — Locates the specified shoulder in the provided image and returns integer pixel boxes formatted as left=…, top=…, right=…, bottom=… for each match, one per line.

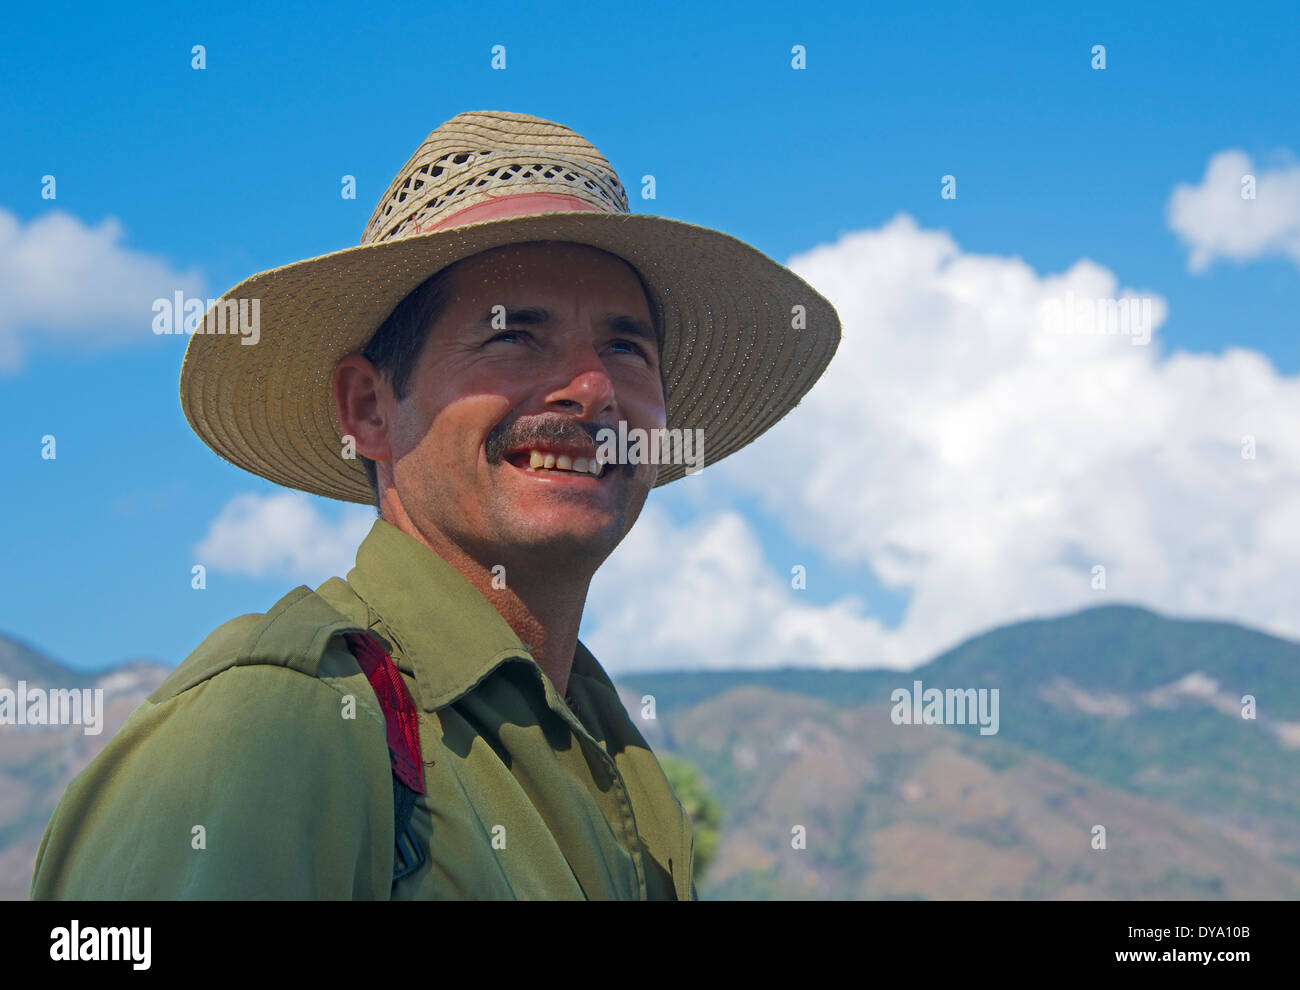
left=128, top=581, right=392, bottom=791
left=30, top=587, right=393, bottom=900
left=148, top=582, right=374, bottom=705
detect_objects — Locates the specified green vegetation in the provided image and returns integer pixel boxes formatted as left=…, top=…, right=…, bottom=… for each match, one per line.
left=658, top=753, right=723, bottom=885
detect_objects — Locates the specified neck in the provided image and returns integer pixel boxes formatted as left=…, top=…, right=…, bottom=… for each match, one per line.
left=382, top=500, right=592, bottom=700
left=478, top=563, right=591, bottom=702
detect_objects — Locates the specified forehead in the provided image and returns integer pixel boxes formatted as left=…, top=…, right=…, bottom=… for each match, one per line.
left=441, top=241, right=651, bottom=305
left=416, top=241, right=665, bottom=364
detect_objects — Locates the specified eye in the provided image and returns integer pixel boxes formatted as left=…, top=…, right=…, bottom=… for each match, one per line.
left=486, top=330, right=531, bottom=345
left=609, top=338, right=649, bottom=360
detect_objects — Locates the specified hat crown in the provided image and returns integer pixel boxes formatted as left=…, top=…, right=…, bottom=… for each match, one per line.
left=361, top=110, right=631, bottom=245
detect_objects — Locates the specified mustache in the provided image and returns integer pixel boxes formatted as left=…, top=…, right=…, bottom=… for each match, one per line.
left=484, top=415, right=610, bottom=464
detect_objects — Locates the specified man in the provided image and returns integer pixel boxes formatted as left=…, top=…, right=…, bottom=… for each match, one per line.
left=29, top=110, right=840, bottom=900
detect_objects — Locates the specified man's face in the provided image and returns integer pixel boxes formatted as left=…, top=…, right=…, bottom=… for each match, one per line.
left=385, top=241, right=667, bottom=572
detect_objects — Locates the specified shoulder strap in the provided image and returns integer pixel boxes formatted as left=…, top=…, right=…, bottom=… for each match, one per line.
left=344, top=632, right=428, bottom=887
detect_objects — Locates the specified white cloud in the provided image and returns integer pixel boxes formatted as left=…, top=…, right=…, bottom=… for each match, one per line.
left=195, top=493, right=375, bottom=581
left=0, top=207, right=204, bottom=371
left=596, top=214, right=1300, bottom=672
left=584, top=505, right=896, bottom=672
left=1166, top=149, right=1300, bottom=271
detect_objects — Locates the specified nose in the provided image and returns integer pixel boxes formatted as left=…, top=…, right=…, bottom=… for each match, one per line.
left=544, top=343, right=616, bottom=421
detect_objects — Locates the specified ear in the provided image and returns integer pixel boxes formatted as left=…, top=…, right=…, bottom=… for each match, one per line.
left=333, top=354, right=395, bottom=464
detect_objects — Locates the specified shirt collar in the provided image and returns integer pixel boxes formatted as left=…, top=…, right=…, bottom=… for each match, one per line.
left=342, top=518, right=604, bottom=713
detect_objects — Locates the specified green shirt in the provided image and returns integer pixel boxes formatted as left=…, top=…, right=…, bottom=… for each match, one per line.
left=30, top=519, right=698, bottom=900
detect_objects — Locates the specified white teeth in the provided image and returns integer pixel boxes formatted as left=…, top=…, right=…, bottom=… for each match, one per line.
left=523, top=449, right=603, bottom=477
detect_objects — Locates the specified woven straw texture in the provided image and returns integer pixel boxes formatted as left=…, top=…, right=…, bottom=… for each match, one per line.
left=179, top=110, right=840, bottom=504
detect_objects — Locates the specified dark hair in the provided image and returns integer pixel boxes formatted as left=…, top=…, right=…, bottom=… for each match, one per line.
left=358, top=265, right=455, bottom=509
left=357, top=249, right=665, bottom=511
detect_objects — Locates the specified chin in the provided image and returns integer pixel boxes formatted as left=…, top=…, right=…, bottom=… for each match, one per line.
left=508, top=520, right=623, bottom=561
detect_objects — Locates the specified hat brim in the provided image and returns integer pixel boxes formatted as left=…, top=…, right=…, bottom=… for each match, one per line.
left=178, top=211, right=840, bottom=503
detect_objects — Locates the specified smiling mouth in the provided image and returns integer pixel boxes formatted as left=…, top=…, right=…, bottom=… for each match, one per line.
left=505, top=448, right=609, bottom=478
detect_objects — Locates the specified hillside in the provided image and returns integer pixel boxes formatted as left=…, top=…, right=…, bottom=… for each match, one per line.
left=4, top=603, right=1297, bottom=899
left=0, top=639, right=170, bottom=900
left=621, top=604, right=1300, bottom=895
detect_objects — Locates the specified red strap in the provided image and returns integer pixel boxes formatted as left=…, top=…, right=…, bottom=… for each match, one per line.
left=345, top=633, right=426, bottom=795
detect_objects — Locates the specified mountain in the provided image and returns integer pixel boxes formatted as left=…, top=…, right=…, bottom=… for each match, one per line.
left=3, top=604, right=1297, bottom=899
left=619, top=604, right=1300, bottom=898
left=0, top=635, right=103, bottom=691
left=0, top=636, right=170, bottom=900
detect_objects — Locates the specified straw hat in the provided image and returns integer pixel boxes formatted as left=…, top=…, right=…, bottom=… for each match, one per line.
left=179, top=110, right=840, bottom=503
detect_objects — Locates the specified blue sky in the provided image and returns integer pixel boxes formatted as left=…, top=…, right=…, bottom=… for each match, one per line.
left=2, top=0, right=1298, bottom=675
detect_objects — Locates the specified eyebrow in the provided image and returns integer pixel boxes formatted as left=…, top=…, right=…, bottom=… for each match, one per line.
left=469, top=306, right=659, bottom=349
